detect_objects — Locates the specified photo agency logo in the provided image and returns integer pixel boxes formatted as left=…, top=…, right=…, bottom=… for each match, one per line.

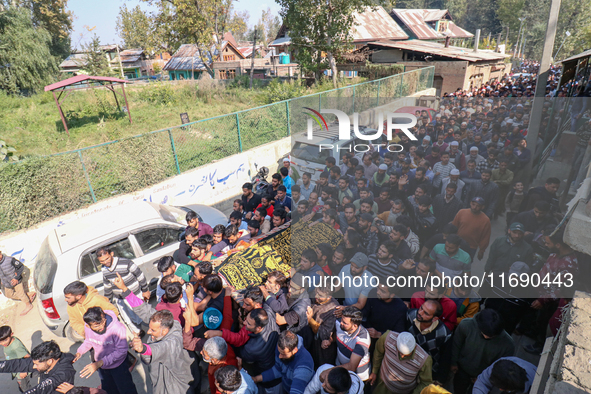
left=303, top=107, right=418, bottom=153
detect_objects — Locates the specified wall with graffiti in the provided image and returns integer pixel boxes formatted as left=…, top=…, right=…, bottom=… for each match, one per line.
left=0, top=137, right=290, bottom=284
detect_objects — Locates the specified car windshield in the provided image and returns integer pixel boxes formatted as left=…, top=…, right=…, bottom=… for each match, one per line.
left=292, top=142, right=331, bottom=164
left=33, top=238, right=58, bottom=294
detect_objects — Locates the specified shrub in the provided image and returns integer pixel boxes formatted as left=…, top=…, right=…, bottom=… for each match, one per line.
left=263, top=79, right=307, bottom=104
left=138, top=82, right=176, bottom=105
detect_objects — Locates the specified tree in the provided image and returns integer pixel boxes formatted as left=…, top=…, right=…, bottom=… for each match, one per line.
left=142, top=0, right=239, bottom=78
left=116, top=4, right=154, bottom=52
left=229, top=9, right=249, bottom=42
left=30, top=0, right=73, bottom=59
left=248, top=8, right=282, bottom=47
left=0, top=0, right=73, bottom=60
left=0, top=7, right=58, bottom=93
left=81, top=34, right=116, bottom=77
left=276, top=0, right=380, bottom=87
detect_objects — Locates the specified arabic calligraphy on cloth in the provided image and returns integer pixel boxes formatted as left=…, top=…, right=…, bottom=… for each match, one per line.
left=216, top=220, right=343, bottom=290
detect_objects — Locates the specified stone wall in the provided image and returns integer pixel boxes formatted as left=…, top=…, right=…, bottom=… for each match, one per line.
left=541, top=291, right=591, bottom=393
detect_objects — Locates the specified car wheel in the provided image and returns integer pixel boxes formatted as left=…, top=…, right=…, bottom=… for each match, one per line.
left=64, top=322, right=84, bottom=343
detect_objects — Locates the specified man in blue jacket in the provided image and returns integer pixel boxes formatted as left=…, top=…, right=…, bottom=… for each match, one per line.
left=473, top=357, right=537, bottom=394
left=253, top=330, right=315, bottom=394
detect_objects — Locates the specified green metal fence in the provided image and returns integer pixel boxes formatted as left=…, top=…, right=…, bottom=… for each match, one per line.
left=0, top=67, right=434, bottom=233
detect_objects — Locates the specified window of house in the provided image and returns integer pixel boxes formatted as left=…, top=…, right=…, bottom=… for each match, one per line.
left=223, top=55, right=236, bottom=61
left=219, top=70, right=227, bottom=79
left=438, top=21, right=449, bottom=33
left=227, top=69, right=236, bottom=79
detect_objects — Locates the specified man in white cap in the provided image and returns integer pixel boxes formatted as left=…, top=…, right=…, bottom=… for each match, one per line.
left=369, top=331, right=432, bottom=394
left=419, top=135, right=432, bottom=156
left=447, top=141, right=465, bottom=171
left=440, top=168, right=465, bottom=201
left=467, top=146, right=485, bottom=167
left=280, top=157, right=300, bottom=183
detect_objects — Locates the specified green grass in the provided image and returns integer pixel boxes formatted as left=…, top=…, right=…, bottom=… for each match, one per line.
left=0, top=77, right=366, bottom=158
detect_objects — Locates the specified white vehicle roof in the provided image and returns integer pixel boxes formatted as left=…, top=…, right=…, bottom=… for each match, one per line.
left=292, top=125, right=379, bottom=146
left=53, top=202, right=178, bottom=255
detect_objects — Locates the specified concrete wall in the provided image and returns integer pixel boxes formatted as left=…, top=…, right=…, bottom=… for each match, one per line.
left=0, top=137, right=290, bottom=280
left=540, top=292, right=591, bottom=393
left=372, top=49, right=404, bottom=63
left=404, top=61, right=469, bottom=95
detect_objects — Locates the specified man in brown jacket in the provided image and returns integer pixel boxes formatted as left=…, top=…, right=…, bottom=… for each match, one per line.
left=63, top=281, right=118, bottom=339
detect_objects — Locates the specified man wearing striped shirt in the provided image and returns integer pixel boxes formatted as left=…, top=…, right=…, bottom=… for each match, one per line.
left=335, top=306, right=371, bottom=383
left=98, top=246, right=149, bottom=335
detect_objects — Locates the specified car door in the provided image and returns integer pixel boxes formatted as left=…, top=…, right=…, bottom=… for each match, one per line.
left=78, top=236, right=137, bottom=295
left=129, top=224, right=184, bottom=289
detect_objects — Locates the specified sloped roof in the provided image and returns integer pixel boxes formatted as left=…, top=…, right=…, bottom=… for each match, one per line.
left=45, top=75, right=128, bottom=92
left=269, top=36, right=291, bottom=47
left=390, top=9, right=441, bottom=40
left=238, top=45, right=263, bottom=58
left=390, top=9, right=473, bottom=40
left=60, top=53, right=88, bottom=69
left=223, top=32, right=239, bottom=48
left=558, top=49, right=591, bottom=64
left=447, top=21, right=474, bottom=38
left=424, top=9, right=450, bottom=22
left=352, top=6, right=409, bottom=41
left=164, top=44, right=210, bottom=71
left=365, top=40, right=508, bottom=62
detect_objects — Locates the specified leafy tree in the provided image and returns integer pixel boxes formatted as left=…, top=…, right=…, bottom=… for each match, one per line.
left=30, top=0, right=73, bottom=59
left=0, top=0, right=72, bottom=60
left=229, top=9, right=250, bottom=42
left=248, top=8, right=282, bottom=47
left=276, top=0, right=381, bottom=87
left=0, top=7, right=58, bottom=93
left=81, top=34, right=116, bottom=77
left=116, top=4, right=154, bottom=52
left=142, top=0, right=241, bottom=78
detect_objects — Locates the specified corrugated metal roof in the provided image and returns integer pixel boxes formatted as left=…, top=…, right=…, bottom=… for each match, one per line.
left=45, top=75, right=128, bottom=92
left=237, top=45, right=263, bottom=58
left=269, top=36, right=292, bottom=47
left=390, top=9, right=473, bottom=40
left=390, top=9, right=441, bottom=40
left=120, top=49, right=144, bottom=56
left=59, top=53, right=88, bottom=68
left=163, top=44, right=210, bottom=71
left=351, top=6, right=408, bottom=41
left=424, top=10, right=449, bottom=22
left=366, top=40, right=508, bottom=62
left=447, top=21, right=474, bottom=38
left=558, top=49, right=591, bottom=64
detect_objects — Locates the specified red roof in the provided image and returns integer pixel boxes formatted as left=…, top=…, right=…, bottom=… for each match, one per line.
left=45, top=75, right=128, bottom=92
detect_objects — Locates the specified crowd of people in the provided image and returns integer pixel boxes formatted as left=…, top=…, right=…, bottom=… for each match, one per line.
left=0, top=71, right=586, bottom=394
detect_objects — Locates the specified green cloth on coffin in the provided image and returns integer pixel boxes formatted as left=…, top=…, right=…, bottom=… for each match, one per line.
left=217, top=221, right=343, bottom=290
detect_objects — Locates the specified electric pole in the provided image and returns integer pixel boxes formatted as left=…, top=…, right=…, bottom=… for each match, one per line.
left=524, top=0, right=562, bottom=187
left=249, top=29, right=257, bottom=89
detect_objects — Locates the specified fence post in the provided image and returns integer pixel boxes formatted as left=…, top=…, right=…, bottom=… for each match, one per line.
left=399, top=74, right=404, bottom=97
left=168, top=129, right=181, bottom=175
left=352, top=85, right=356, bottom=114
left=77, top=151, right=97, bottom=203
left=236, top=113, right=243, bottom=152
left=377, top=80, right=381, bottom=107
left=286, top=100, right=291, bottom=136
left=319, top=93, right=322, bottom=111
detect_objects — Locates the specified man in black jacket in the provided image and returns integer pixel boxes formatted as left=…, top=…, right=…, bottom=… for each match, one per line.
left=0, top=340, right=75, bottom=394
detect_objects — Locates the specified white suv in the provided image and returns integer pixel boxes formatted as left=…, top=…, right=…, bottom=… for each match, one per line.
left=33, top=202, right=226, bottom=341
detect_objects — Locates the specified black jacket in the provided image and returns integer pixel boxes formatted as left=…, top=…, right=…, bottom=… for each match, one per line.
left=0, top=353, right=76, bottom=394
